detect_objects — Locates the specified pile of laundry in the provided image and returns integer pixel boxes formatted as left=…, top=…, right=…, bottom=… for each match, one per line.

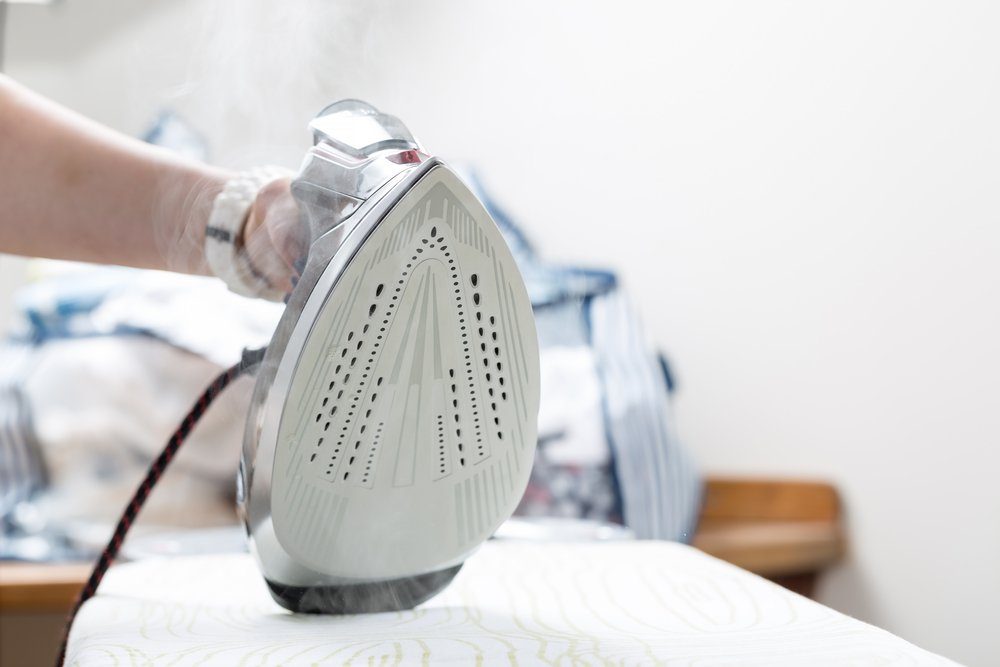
left=0, top=151, right=700, bottom=562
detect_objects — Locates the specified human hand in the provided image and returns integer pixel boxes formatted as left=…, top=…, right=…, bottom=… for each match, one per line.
left=240, top=177, right=308, bottom=299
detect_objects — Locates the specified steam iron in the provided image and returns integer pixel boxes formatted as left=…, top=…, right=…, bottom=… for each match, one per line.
left=239, top=101, right=540, bottom=613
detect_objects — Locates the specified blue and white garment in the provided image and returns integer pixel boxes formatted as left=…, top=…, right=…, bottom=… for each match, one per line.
left=0, top=343, right=45, bottom=517
left=468, top=173, right=702, bottom=542
left=588, top=290, right=701, bottom=540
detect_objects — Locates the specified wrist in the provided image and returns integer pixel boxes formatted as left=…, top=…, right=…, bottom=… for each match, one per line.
left=160, top=162, right=233, bottom=276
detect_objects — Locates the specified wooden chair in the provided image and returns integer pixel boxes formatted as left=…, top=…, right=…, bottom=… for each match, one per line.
left=692, top=477, right=847, bottom=596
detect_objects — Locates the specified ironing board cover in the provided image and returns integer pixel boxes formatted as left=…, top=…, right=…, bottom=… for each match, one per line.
left=66, top=541, right=954, bottom=666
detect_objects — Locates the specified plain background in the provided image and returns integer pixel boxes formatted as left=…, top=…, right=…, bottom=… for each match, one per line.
left=2, top=1, right=998, bottom=664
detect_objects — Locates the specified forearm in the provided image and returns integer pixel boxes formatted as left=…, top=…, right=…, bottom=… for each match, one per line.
left=0, top=75, right=233, bottom=274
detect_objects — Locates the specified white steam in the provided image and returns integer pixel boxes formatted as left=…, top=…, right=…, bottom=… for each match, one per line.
left=173, top=0, right=388, bottom=168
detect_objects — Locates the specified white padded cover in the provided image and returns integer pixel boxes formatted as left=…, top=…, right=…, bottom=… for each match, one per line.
left=65, top=541, right=957, bottom=666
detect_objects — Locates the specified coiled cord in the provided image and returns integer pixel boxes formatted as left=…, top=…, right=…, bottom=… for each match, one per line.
left=56, top=346, right=267, bottom=665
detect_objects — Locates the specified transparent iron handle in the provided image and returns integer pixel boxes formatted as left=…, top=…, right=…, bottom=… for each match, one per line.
left=292, top=100, right=425, bottom=241
left=309, top=99, right=421, bottom=158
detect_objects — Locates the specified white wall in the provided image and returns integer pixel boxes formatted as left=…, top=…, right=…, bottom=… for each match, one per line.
left=4, top=1, right=999, bottom=664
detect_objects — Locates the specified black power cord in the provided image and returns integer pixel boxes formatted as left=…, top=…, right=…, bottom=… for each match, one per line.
left=56, top=346, right=267, bottom=665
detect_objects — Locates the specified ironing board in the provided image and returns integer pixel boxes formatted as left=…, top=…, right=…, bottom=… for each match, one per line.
left=65, top=541, right=953, bottom=666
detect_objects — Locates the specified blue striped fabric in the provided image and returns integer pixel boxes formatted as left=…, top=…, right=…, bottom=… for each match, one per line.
left=587, top=291, right=702, bottom=541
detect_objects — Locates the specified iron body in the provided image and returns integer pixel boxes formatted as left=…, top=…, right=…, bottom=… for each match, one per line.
left=238, top=101, right=539, bottom=613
